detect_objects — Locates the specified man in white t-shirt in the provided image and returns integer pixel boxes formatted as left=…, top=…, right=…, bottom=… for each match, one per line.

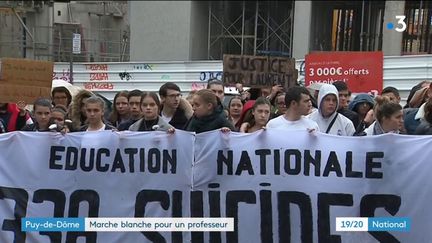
left=267, top=86, right=319, bottom=131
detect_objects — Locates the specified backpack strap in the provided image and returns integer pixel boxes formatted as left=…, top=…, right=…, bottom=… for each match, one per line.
left=326, top=113, right=339, bottom=134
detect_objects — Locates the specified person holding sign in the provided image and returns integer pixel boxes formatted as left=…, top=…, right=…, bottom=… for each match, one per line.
left=308, top=84, right=355, bottom=136
left=266, top=86, right=319, bottom=131
left=185, top=89, right=235, bottom=133
left=129, top=92, right=174, bottom=132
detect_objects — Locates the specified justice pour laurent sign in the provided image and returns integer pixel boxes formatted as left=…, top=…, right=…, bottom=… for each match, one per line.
left=223, top=54, right=298, bottom=88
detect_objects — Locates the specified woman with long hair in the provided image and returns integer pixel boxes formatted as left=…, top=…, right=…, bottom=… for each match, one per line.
left=239, top=97, right=271, bottom=133
left=69, top=89, right=93, bottom=130
left=129, top=92, right=174, bottom=132
left=108, top=91, right=130, bottom=128
left=227, top=95, right=243, bottom=130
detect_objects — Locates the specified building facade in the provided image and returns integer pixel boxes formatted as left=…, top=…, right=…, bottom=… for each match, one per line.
left=0, top=0, right=129, bottom=62
left=0, top=1, right=430, bottom=62
left=129, top=0, right=431, bottom=61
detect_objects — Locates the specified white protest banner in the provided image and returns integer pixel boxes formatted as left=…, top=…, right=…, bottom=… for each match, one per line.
left=2, top=130, right=432, bottom=242
left=0, top=130, right=194, bottom=243
left=193, top=129, right=432, bottom=242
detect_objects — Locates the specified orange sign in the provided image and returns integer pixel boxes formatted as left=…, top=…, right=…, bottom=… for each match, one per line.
left=305, top=52, right=383, bottom=93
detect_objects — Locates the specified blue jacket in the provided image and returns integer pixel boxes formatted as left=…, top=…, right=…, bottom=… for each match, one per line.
left=404, top=108, right=421, bottom=135
left=348, top=93, right=375, bottom=112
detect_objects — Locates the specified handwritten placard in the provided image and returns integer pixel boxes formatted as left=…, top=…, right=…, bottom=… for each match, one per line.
left=223, top=54, right=298, bottom=88
left=0, top=84, right=52, bottom=104
left=0, top=58, right=53, bottom=103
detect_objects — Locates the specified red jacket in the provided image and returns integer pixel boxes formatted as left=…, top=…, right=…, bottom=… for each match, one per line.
left=5, top=103, right=32, bottom=132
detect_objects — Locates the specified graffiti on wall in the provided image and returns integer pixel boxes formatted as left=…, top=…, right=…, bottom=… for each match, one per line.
left=52, top=69, right=71, bottom=82
left=119, top=72, right=132, bottom=81
left=199, top=71, right=223, bottom=82
left=133, top=64, right=154, bottom=71
left=84, top=82, right=114, bottom=90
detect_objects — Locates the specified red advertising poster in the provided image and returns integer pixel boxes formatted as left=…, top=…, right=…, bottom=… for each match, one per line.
left=305, top=51, right=383, bottom=94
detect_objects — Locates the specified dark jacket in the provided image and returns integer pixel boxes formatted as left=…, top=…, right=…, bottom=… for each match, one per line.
left=0, top=118, right=6, bottom=133
left=167, top=107, right=189, bottom=129
left=338, top=108, right=360, bottom=130
left=404, top=108, right=421, bottom=135
left=21, top=123, right=50, bottom=132
left=161, top=98, right=193, bottom=130
left=348, top=93, right=375, bottom=112
left=117, top=118, right=140, bottom=131
left=414, top=121, right=432, bottom=135
left=184, top=103, right=235, bottom=134
left=348, top=94, right=375, bottom=135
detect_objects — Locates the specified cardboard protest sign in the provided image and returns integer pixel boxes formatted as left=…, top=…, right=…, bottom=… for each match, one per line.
left=305, top=51, right=383, bottom=94
left=0, top=58, right=53, bottom=103
left=223, top=54, right=298, bottom=88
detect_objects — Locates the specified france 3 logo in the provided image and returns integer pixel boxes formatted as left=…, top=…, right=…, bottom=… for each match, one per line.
left=387, top=16, right=407, bottom=32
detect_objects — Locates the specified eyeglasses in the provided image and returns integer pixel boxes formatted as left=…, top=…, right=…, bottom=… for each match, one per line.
left=166, top=94, right=182, bottom=98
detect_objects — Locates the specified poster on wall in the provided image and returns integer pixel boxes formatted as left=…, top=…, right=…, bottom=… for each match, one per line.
left=305, top=51, right=383, bottom=94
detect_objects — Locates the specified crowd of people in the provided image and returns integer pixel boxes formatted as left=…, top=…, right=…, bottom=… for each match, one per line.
left=1, top=79, right=432, bottom=136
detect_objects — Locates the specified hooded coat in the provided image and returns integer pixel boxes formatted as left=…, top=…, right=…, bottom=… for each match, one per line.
left=308, top=84, right=355, bottom=136
left=348, top=93, right=375, bottom=112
